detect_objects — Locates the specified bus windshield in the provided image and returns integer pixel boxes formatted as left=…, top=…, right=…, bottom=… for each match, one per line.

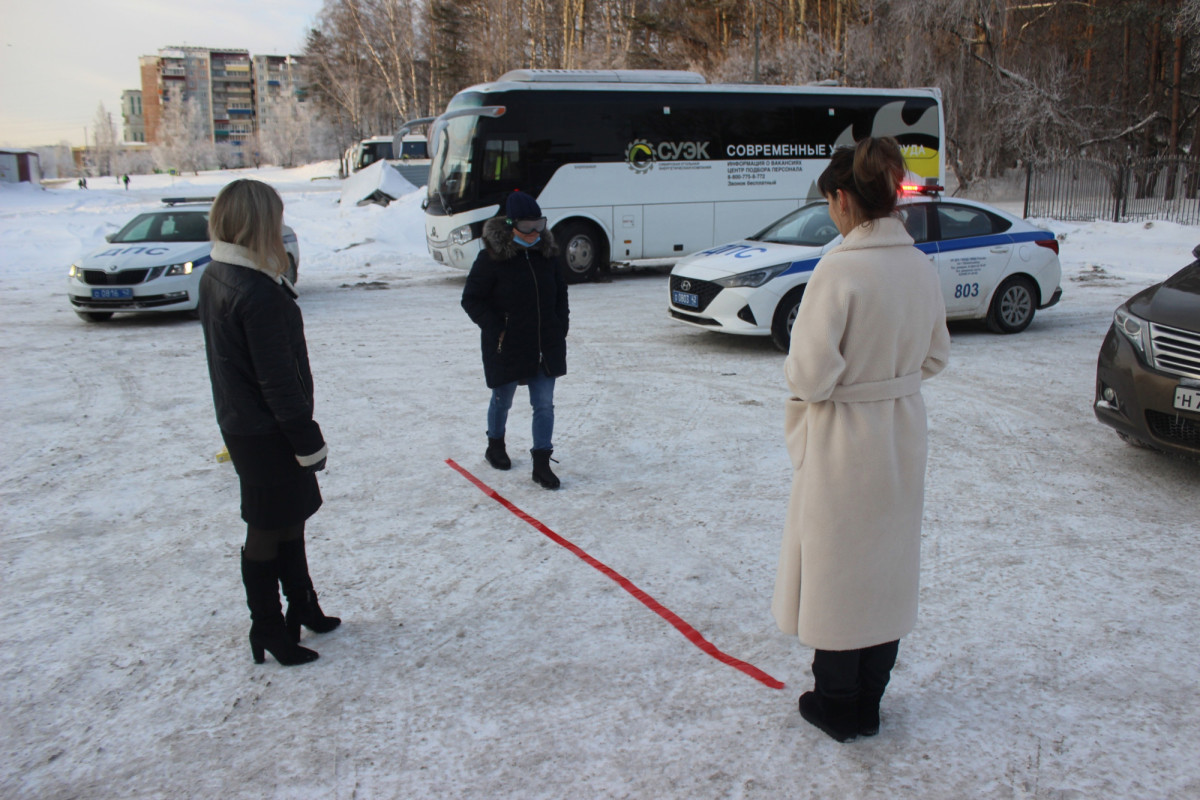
left=428, top=93, right=488, bottom=213
left=749, top=203, right=840, bottom=247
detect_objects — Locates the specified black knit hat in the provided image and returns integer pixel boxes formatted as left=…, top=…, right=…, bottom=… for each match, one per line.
left=505, top=190, right=542, bottom=220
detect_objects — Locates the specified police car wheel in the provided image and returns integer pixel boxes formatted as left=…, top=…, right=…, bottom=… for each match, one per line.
left=76, top=311, right=114, bottom=323
left=771, top=286, right=807, bottom=352
left=987, top=276, right=1036, bottom=334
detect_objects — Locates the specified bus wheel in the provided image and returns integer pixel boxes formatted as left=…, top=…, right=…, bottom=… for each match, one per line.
left=770, top=286, right=807, bottom=352
left=286, top=254, right=298, bottom=285
left=556, top=221, right=605, bottom=284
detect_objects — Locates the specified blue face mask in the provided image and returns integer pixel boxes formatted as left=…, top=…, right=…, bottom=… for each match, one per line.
left=513, top=233, right=540, bottom=247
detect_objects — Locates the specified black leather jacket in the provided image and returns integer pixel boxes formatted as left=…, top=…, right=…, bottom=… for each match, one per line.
left=198, top=259, right=325, bottom=461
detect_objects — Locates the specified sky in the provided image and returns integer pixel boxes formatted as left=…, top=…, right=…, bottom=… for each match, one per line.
left=0, top=0, right=326, bottom=149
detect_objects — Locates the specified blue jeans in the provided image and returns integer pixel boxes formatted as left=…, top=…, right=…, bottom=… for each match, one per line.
left=487, top=371, right=555, bottom=451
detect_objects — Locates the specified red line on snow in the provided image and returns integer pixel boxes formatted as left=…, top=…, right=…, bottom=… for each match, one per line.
left=446, top=458, right=785, bottom=690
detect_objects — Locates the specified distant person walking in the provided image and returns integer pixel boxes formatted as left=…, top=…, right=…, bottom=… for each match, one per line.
left=461, top=190, right=570, bottom=489
left=772, top=137, right=951, bottom=742
left=198, top=179, right=340, bottom=667
left=77, top=177, right=87, bottom=189
left=122, top=174, right=130, bottom=190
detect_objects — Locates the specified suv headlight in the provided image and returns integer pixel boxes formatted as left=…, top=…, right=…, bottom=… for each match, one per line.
left=450, top=224, right=473, bottom=245
left=713, top=262, right=791, bottom=289
left=1114, top=307, right=1150, bottom=358
left=164, top=261, right=194, bottom=276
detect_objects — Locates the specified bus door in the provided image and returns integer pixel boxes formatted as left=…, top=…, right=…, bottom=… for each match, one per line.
left=613, top=205, right=643, bottom=260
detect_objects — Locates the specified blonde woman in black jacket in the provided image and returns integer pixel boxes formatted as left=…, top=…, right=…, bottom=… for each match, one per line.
left=198, top=179, right=339, bottom=667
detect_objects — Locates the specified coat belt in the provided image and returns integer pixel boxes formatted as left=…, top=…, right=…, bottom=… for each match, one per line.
left=828, top=371, right=922, bottom=403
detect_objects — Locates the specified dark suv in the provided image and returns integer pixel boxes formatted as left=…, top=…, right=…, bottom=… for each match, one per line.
left=1094, top=244, right=1200, bottom=458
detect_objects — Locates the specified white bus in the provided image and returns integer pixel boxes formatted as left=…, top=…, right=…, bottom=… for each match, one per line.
left=346, top=134, right=429, bottom=172
left=422, top=69, right=944, bottom=282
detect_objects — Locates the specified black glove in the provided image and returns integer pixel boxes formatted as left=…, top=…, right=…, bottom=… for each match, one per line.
left=305, top=457, right=327, bottom=473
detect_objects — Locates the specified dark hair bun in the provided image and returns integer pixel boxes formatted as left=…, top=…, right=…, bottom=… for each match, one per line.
left=816, top=136, right=906, bottom=221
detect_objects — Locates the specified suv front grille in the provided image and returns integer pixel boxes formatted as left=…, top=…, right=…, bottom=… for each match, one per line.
left=1146, top=410, right=1200, bottom=449
left=1150, top=322, right=1200, bottom=380
left=669, top=275, right=723, bottom=312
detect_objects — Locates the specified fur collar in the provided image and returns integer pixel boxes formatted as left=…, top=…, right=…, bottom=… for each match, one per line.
left=210, top=241, right=295, bottom=293
left=481, top=216, right=560, bottom=261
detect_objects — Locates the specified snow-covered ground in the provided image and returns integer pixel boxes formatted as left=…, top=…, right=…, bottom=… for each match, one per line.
left=1, top=164, right=1198, bottom=799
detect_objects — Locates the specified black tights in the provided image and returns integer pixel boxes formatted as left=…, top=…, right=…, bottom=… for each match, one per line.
left=811, top=640, right=900, bottom=700
left=243, top=522, right=304, bottom=562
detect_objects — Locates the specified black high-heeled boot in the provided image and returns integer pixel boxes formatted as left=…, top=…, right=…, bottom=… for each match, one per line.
left=278, top=538, right=341, bottom=644
left=241, top=550, right=318, bottom=666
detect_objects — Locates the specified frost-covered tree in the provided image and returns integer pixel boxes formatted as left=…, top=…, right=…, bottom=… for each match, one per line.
left=91, top=104, right=119, bottom=177
left=154, top=96, right=214, bottom=175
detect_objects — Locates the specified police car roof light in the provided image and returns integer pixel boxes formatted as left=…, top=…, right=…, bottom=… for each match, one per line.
left=161, top=196, right=215, bottom=206
left=900, top=184, right=943, bottom=196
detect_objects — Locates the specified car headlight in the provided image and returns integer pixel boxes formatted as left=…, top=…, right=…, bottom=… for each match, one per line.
left=1114, top=307, right=1150, bottom=358
left=713, top=262, right=791, bottom=289
left=450, top=224, right=473, bottom=245
left=164, top=261, right=194, bottom=276
left=68, top=262, right=81, bottom=279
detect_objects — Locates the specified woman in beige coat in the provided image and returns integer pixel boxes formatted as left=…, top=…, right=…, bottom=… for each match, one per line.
left=772, top=138, right=951, bottom=742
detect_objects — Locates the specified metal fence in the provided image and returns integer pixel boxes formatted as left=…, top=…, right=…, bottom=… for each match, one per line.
left=1024, top=156, right=1200, bottom=225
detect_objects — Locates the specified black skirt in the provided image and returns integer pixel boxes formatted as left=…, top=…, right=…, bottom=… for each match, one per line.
left=222, top=430, right=323, bottom=529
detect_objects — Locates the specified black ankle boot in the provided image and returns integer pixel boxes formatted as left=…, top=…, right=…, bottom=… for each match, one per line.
left=799, top=692, right=859, bottom=743
left=241, top=551, right=318, bottom=666
left=277, top=539, right=341, bottom=644
left=531, top=449, right=559, bottom=489
left=486, top=437, right=511, bottom=470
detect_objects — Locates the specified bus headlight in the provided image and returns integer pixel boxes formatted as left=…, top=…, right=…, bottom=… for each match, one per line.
left=450, top=225, right=474, bottom=245
left=164, top=261, right=194, bottom=276
left=713, top=262, right=791, bottom=289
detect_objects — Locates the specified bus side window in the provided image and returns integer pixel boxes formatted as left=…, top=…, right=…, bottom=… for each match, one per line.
left=483, top=140, right=520, bottom=181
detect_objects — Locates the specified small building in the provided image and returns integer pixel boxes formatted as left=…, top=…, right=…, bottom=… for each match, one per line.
left=0, top=150, right=41, bottom=184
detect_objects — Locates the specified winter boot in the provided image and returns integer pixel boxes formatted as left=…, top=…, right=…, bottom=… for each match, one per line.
left=277, top=538, right=341, bottom=644
left=799, top=691, right=860, bottom=743
left=241, top=550, right=318, bottom=666
left=485, top=437, right=511, bottom=470
left=858, top=690, right=884, bottom=737
left=531, top=449, right=560, bottom=489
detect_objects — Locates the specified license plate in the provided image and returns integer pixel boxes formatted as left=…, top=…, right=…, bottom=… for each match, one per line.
left=1174, top=386, right=1200, bottom=413
left=92, top=288, right=133, bottom=299
left=673, top=290, right=699, bottom=308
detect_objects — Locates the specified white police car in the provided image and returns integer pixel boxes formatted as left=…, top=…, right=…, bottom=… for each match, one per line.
left=669, top=192, right=1062, bottom=350
left=67, top=197, right=301, bottom=322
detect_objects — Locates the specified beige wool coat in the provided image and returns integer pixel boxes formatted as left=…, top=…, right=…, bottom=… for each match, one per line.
left=772, top=215, right=951, bottom=651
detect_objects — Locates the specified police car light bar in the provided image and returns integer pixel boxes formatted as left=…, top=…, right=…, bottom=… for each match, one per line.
left=900, top=184, right=943, bottom=196
left=161, top=196, right=215, bottom=206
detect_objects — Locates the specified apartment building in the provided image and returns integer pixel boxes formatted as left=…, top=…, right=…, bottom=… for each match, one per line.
left=136, top=46, right=304, bottom=165
left=120, top=90, right=145, bottom=143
